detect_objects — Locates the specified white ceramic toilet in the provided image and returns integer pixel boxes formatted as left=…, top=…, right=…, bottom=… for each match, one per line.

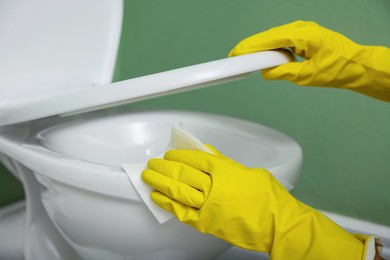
left=0, top=1, right=302, bottom=259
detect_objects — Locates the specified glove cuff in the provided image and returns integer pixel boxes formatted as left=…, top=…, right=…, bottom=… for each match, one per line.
left=353, top=234, right=384, bottom=260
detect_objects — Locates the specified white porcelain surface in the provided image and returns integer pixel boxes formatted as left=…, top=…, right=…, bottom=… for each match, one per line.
left=0, top=109, right=302, bottom=259
left=0, top=201, right=270, bottom=260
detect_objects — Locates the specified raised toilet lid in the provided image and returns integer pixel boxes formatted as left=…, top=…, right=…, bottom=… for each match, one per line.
left=0, top=0, right=292, bottom=126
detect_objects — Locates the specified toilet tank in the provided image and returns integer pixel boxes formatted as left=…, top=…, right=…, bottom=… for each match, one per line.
left=0, top=0, right=123, bottom=102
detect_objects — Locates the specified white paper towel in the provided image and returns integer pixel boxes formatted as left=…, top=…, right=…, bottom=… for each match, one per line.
left=122, top=123, right=212, bottom=224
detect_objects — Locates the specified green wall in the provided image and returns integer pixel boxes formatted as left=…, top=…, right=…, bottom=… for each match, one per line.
left=0, top=164, right=24, bottom=206
left=1, top=0, right=389, bottom=227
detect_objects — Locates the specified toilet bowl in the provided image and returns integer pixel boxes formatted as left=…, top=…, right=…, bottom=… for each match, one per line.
left=0, top=109, right=302, bottom=259
left=0, top=1, right=302, bottom=259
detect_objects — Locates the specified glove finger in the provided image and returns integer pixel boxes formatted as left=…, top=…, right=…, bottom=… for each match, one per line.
left=164, top=150, right=218, bottom=175
left=142, top=169, right=205, bottom=209
left=147, top=158, right=211, bottom=193
left=150, top=191, right=198, bottom=222
left=228, top=30, right=293, bottom=57
left=228, top=20, right=322, bottom=59
left=261, top=61, right=305, bottom=83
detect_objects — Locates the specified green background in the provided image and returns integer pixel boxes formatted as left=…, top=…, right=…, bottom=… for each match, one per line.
left=1, top=0, right=389, bottom=227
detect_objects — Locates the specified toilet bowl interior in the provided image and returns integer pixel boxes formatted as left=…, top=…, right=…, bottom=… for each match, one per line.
left=34, top=109, right=302, bottom=190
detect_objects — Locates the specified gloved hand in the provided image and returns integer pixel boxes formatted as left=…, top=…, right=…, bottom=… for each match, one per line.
left=142, top=146, right=369, bottom=259
left=229, top=20, right=390, bottom=101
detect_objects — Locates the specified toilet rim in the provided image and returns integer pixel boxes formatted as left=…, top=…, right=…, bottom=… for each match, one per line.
left=0, top=110, right=301, bottom=200
left=35, top=109, right=301, bottom=167
left=0, top=136, right=139, bottom=201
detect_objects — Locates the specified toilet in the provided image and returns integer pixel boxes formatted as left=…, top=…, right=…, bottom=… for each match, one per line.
left=0, top=1, right=302, bottom=260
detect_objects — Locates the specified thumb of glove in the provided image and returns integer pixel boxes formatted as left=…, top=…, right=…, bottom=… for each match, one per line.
left=262, top=61, right=304, bottom=83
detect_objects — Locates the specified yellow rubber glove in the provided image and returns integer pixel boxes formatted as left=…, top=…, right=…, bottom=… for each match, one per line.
left=142, top=147, right=368, bottom=259
left=229, top=20, right=390, bottom=101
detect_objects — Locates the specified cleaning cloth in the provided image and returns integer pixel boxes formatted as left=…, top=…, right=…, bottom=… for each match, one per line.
left=122, top=123, right=212, bottom=224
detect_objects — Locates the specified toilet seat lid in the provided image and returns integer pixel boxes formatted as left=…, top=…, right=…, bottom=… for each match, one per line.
left=0, top=50, right=292, bottom=126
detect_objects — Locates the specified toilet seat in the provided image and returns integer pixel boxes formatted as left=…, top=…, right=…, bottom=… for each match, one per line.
left=0, top=50, right=292, bottom=126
